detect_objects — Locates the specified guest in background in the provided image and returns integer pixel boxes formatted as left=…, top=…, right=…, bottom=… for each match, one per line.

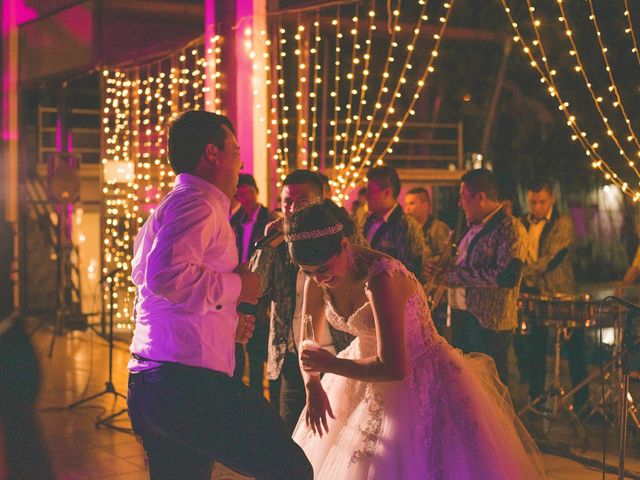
left=516, top=180, right=588, bottom=414
left=230, top=174, right=272, bottom=397
left=404, top=186, right=452, bottom=336
left=404, top=186, right=451, bottom=265
left=350, top=187, right=368, bottom=233
left=363, top=166, right=425, bottom=282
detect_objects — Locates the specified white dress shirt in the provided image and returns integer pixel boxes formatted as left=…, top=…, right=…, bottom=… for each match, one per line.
left=526, top=210, right=552, bottom=264
left=128, top=173, right=242, bottom=375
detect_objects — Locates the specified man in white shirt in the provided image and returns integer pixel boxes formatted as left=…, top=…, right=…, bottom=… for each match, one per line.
left=126, top=111, right=312, bottom=480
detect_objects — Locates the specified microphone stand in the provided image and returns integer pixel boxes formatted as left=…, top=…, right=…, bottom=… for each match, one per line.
left=67, top=267, right=129, bottom=431
left=598, top=296, right=640, bottom=480
left=618, top=306, right=636, bottom=479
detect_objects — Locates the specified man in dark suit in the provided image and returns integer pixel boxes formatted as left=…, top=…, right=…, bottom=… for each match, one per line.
left=363, top=166, right=425, bottom=282
left=230, top=174, right=272, bottom=397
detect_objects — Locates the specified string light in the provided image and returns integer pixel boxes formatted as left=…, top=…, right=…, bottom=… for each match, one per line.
left=345, top=0, right=454, bottom=197
left=623, top=0, right=640, bottom=68
left=499, top=1, right=637, bottom=198
left=266, top=0, right=454, bottom=202
left=101, top=37, right=221, bottom=329
left=553, top=0, right=640, bottom=178
left=308, top=12, right=323, bottom=171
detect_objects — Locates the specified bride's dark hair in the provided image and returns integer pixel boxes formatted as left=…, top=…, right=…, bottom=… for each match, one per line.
left=285, top=200, right=356, bottom=265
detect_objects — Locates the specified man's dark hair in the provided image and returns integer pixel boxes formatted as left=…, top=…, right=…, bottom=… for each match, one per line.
left=237, top=173, right=258, bottom=192
left=406, top=186, right=431, bottom=204
left=167, top=110, right=235, bottom=175
left=282, top=169, right=323, bottom=196
left=527, top=179, right=554, bottom=195
left=366, top=165, right=401, bottom=198
left=461, top=168, right=499, bottom=201
left=316, top=172, right=330, bottom=188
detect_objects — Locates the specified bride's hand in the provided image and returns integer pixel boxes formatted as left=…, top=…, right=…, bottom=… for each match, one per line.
left=300, top=347, right=336, bottom=374
left=305, top=380, right=335, bottom=437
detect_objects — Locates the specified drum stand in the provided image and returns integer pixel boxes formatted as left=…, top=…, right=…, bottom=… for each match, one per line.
left=518, top=325, right=586, bottom=441
left=562, top=314, right=640, bottom=434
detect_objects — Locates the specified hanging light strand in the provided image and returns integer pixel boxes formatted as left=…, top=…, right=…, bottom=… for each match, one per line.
left=351, top=0, right=403, bottom=162
left=553, top=0, right=640, bottom=177
left=337, top=3, right=362, bottom=168
left=330, top=6, right=343, bottom=168
left=500, top=1, right=635, bottom=197
left=358, top=0, right=432, bottom=168
left=585, top=0, right=640, bottom=161
left=344, top=5, right=377, bottom=168
left=308, top=12, right=322, bottom=171
left=623, top=0, right=640, bottom=68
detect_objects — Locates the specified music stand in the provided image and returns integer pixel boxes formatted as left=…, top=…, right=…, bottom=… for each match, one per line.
left=67, top=267, right=128, bottom=429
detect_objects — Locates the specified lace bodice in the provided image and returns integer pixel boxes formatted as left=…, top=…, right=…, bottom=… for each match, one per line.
left=323, top=256, right=445, bottom=363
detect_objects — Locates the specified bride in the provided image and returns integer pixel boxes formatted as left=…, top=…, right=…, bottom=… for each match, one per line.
left=284, top=202, right=545, bottom=479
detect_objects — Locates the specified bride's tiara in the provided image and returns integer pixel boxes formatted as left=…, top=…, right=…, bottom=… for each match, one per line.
left=283, top=223, right=343, bottom=242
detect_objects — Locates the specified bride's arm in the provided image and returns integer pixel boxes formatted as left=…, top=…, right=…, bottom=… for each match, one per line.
left=300, top=272, right=412, bottom=382
left=300, top=277, right=335, bottom=436
left=299, top=276, right=328, bottom=387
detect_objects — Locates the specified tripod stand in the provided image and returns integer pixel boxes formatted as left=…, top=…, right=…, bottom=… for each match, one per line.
left=67, top=268, right=128, bottom=429
left=518, top=322, right=585, bottom=440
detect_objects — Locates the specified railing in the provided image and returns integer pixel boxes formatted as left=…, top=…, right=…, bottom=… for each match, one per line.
left=38, top=106, right=101, bottom=166
left=311, top=120, right=463, bottom=171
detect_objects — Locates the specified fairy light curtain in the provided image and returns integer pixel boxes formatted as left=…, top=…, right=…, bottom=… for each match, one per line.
left=500, top=0, right=640, bottom=200
left=264, top=0, right=455, bottom=203
left=101, top=36, right=222, bottom=330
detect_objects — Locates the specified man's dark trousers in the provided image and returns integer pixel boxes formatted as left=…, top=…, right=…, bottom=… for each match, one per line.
left=128, top=363, right=312, bottom=480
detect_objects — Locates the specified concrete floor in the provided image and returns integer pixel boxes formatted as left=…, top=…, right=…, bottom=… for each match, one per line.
left=27, top=321, right=640, bottom=479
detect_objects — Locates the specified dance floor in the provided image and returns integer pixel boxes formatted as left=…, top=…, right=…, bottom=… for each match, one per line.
left=25, top=320, right=640, bottom=479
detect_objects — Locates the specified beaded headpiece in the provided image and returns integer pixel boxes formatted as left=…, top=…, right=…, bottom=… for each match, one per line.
left=283, top=223, right=343, bottom=242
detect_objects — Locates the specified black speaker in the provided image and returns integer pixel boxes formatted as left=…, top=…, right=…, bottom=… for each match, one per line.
left=0, top=220, right=14, bottom=316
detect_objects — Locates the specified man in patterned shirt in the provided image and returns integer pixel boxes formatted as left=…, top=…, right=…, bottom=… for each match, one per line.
left=432, top=169, right=527, bottom=387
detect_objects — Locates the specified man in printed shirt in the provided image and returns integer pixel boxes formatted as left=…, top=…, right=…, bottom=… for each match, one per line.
left=126, top=111, right=312, bottom=480
left=432, top=169, right=527, bottom=387
left=252, top=170, right=353, bottom=433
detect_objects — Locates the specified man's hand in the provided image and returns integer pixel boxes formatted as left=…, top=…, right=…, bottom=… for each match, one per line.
left=235, top=314, right=256, bottom=344
left=262, top=218, right=285, bottom=248
left=237, top=264, right=261, bottom=304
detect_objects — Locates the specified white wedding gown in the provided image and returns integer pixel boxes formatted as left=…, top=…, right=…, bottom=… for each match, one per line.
left=292, top=257, right=545, bottom=479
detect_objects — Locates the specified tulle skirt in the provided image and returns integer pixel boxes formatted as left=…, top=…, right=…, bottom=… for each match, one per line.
left=292, top=338, right=545, bottom=479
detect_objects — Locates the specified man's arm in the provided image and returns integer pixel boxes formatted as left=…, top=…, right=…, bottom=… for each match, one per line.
left=144, top=195, right=242, bottom=314
left=448, top=220, right=526, bottom=289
